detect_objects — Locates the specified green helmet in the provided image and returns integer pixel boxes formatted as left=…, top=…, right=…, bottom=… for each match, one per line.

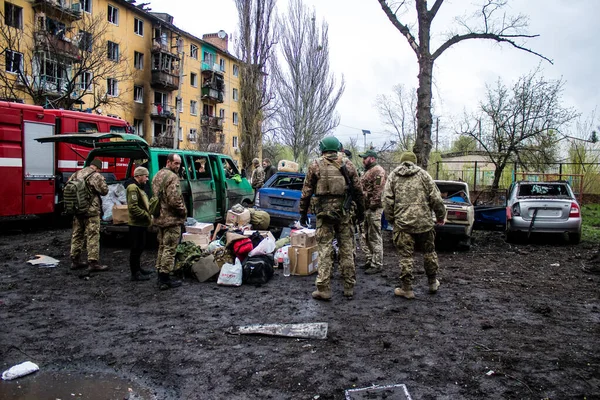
left=319, top=136, right=342, bottom=153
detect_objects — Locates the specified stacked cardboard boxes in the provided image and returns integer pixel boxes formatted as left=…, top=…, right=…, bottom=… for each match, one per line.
left=183, top=222, right=214, bottom=249
left=288, top=229, right=318, bottom=275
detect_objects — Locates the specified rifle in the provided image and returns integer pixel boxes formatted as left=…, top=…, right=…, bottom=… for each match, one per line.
left=340, top=164, right=365, bottom=225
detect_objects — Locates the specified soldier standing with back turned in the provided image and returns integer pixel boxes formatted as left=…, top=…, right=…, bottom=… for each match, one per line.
left=299, top=136, right=365, bottom=301
left=358, top=149, right=387, bottom=275
left=152, top=154, right=187, bottom=290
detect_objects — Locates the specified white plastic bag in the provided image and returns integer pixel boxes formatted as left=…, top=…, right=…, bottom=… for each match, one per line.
left=248, top=237, right=276, bottom=257
left=2, top=361, right=39, bottom=380
left=217, top=258, right=243, bottom=287
left=274, top=245, right=290, bottom=264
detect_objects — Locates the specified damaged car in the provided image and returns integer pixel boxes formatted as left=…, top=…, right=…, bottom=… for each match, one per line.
left=435, top=180, right=475, bottom=250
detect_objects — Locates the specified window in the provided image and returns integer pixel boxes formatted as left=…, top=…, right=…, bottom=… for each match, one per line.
left=232, top=64, right=239, bottom=77
left=190, top=100, right=198, bottom=116
left=5, top=50, right=22, bottom=73
left=188, top=128, right=197, bottom=143
left=107, top=41, right=119, bottom=61
left=232, top=136, right=238, bottom=148
left=133, top=119, right=143, bottom=137
left=190, top=72, right=197, bottom=87
left=219, top=109, right=225, bottom=119
left=232, top=112, right=239, bottom=125
left=79, top=71, right=92, bottom=91
left=134, top=51, right=144, bottom=70
left=190, top=44, right=198, bottom=59
left=107, top=5, right=119, bottom=25
left=134, top=18, right=144, bottom=36
left=134, top=85, right=143, bottom=103
left=107, top=78, right=118, bottom=96
left=79, top=122, right=98, bottom=132
left=192, top=156, right=210, bottom=179
left=178, top=127, right=183, bottom=142
left=78, top=30, right=93, bottom=52
left=4, top=3, right=23, bottom=29
left=203, top=51, right=214, bottom=66
left=232, top=88, right=238, bottom=101
left=219, top=58, right=225, bottom=72
left=81, top=0, right=92, bottom=13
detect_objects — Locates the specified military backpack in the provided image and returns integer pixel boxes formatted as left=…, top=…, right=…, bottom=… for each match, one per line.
left=63, top=171, right=95, bottom=215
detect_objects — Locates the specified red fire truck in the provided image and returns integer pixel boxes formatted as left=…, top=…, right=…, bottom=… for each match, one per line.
left=0, top=101, right=129, bottom=218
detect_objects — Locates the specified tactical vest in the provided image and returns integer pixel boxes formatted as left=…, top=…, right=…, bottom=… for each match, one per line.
left=315, top=158, right=346, bottom=197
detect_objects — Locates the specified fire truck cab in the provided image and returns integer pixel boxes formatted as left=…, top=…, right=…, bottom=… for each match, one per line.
left=0, top=101, right=128, bottom=217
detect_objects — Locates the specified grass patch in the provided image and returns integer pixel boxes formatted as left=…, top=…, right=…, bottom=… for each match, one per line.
left=582, top=204, right=600, bottom=243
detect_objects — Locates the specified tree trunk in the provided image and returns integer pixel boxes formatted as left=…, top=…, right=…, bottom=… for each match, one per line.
left=492, top=164, right=505, bottom=190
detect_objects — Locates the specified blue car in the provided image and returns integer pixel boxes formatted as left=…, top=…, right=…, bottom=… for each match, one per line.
left=254, top=172, right=315, bottom=228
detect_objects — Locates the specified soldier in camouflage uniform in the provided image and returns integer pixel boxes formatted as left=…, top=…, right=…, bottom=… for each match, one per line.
left=251, top=158, right=265, bottom=191
left=299, top=137, right=365, bottom=301
left=69, top=159, right=109, bottom=272
left=383, top=151, right=446, bottom=299
left=126, top=166, right=154, bottom=282
left=358, top=149, right=387, bottom=275
left=152, top=154, right=187, bottom=290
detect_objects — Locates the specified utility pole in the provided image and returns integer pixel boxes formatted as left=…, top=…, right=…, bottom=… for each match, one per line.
left=435, top=117, right=439, bottom=152
left=362, top=129, right=371, bottom=151
left=174, top=39, right=185, bottom=150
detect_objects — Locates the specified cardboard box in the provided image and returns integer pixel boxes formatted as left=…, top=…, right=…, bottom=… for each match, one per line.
left=289, top=245, right=319, bottom=275
left=290, top=228, right=317, bottom=248
left=182, top=233, right=211, bottom=249
left=226, top=209, right=251, bottom=226
left=186, top=222, right=213, bottom=235
left=242, top=230, right=276, bottom=243
left=112, top=205, right=129, bottom=225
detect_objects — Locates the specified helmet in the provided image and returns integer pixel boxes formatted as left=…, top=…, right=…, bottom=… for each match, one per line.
left=319, top=137, right=342, bottom=153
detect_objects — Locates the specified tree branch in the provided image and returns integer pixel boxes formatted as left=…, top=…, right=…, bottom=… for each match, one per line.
left=376, top=0, right=420, bottom=56
left=428, top=0, right=444, bottom=19
left=432, top=32, right=553, bottom=64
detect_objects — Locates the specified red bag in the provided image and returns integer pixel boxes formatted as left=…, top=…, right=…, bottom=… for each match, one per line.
left=232, top=238, right=253, bottom=261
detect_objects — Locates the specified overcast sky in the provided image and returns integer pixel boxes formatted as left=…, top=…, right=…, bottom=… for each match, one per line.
left=146, top=0, right=600, bottom=151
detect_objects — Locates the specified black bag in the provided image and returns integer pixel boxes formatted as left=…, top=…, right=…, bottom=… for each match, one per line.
left=242, top=254, right=274, bottom=285
left=249, top=231, right=264, bottom=248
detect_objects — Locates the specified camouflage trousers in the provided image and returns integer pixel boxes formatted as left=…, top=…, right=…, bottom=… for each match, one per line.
left=71, top=215, right=101, bottom=261
left=316, top=213, right=355, bottom=291
left=393, top=229, right=439, bottom=286
left=361, top=207, right=383, bottom=269
left=156, top=225, right=181, bottom=274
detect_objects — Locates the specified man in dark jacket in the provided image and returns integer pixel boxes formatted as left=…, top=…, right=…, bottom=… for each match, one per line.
left=262, top=158, right=275, bottom=182
left=126, top=167, right=154, bottom=281
left=152, top=154, right=187, bottom=290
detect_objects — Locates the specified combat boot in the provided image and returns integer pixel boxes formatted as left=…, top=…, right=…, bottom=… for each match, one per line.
left=88, top=260, right=109, bottom=272
left=428, top=278, right=440, bottom=294
left=360, top=261, right=371, bottom=270
left=343, top=286, right=354, bottom=300
left=158, top=272, right=182, bottom=290
left=311, top=287, right=332, bottom=301
left=364, top=266, right=381, bottom=275
left=70, top=254, right=87, bottom=270
left=394, top=283, right=415, bottom=299
left=139, top=268, right=154, bottom=276
left=131, top=271, right=151, bottom=281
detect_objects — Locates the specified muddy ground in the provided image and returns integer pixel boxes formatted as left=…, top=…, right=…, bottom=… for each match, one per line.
left=0, top=219, right=599, bottom=400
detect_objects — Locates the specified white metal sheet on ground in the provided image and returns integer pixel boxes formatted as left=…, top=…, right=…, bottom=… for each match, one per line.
left=345, top=384, right=412, bottom=400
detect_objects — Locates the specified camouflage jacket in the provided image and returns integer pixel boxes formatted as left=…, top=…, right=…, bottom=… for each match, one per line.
left=152, top=168, right=187, bottom=228
left=251, top=166, right=265, bottom=190
left=126, top=182, right=151, bottom=227
left=361, top=162, right=387, bottom=210
left=299, top=152, right=364, bottom=216
left=69, top=166, right=108, bottom=217
left=383, top=161, right=446, bottom=234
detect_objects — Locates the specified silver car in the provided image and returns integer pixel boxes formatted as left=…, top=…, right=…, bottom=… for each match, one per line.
left=505, top=181, right=582, bottom=243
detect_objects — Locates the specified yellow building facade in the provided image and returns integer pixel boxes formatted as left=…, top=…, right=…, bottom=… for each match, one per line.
left=0, top=0, right=242, bottom=164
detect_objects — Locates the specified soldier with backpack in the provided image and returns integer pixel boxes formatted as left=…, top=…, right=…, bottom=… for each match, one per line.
left=65, top=158, right=109, bottom=272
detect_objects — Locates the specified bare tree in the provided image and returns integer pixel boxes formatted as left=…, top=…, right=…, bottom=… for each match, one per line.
left=375, top=84, right=417, bottom=152
left=272, top=0, right=344, bottom=165
left=457, top=69, right=577, bottom=190
left=235, top=0, right=278, bottom=172
left=377, top=0, right=551, bottom=168
left=0, top=11, right=133, bottom=110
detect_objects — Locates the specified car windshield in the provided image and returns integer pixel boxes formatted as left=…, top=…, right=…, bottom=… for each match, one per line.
left=517, top=183, right=571, bottom=198
left=436, top=182, right=471, bottom=205
left=268, top=175, right=305, bottom=190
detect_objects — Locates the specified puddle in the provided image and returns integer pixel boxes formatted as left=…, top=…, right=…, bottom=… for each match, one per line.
left=0, top=371, right=153, bottom=400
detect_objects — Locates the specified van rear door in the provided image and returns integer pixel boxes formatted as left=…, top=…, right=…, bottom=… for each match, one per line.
left=184, top=154, right=217, bottom=222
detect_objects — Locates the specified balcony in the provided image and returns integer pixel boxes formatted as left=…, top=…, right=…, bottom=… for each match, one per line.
left=151, top=70, right=179, bottom=91
left=150, top=103, right=176, bottom=120
left=32, top=0, right=82, bottom=22
left=153, top=135, right=174, bottom=148
left=201, top=87, right=224, bottom=103
left=201, top=115, right=224, bottom=130
left=201, top=61, right=224, bottom=75
left=34, top=31, right=81, bottom=61
left=152, top=39, right=180, bottom=59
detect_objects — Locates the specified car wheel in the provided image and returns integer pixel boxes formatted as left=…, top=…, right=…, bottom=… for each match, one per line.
left=568, top=230, right=581, bottom=245
left=458, top=237, right=471, bottom=251
left=505, top=222, right=519, bottom=243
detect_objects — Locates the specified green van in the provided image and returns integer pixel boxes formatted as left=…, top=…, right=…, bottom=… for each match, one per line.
left=37, top=133, right=254, bottom=230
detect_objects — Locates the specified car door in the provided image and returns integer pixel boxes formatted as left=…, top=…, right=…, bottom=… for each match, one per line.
left=185, top=154, right=217, bottom=222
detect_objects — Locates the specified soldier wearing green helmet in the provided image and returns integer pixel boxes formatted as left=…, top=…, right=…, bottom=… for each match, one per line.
left=299, top=136, right=365, bottom=301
